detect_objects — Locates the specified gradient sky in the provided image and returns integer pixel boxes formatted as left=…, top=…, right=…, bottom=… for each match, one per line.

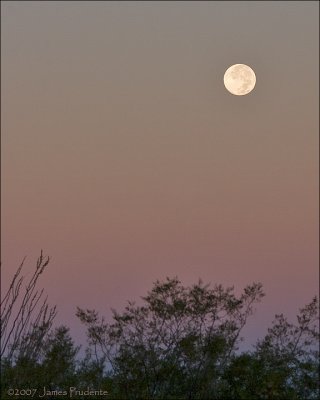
left=2, top=1, right=319, bottom=349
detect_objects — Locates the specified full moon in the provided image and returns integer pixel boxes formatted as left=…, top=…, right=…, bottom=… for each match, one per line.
left=223, top=64, right=256, bottom=96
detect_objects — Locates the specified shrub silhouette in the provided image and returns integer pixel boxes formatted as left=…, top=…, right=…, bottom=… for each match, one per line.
left=1, top=257, right=319, bottom=399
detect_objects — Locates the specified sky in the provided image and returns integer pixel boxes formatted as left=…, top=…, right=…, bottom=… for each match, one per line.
left=1, top=1, right=319, bottom=350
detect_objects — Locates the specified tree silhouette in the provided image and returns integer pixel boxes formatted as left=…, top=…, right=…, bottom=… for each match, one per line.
left=77, top=277, right=265, bottom=399
left=1, top=258, right=319, bottom=400
left=1, top=251, right=57, bottom=362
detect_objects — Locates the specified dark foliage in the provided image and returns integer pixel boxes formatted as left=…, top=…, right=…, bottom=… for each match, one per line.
left=1, top=258, right=319, bottom=400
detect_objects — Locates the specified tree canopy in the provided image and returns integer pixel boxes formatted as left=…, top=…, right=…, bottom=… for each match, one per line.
left=1, top=255, right=319, bottom=399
